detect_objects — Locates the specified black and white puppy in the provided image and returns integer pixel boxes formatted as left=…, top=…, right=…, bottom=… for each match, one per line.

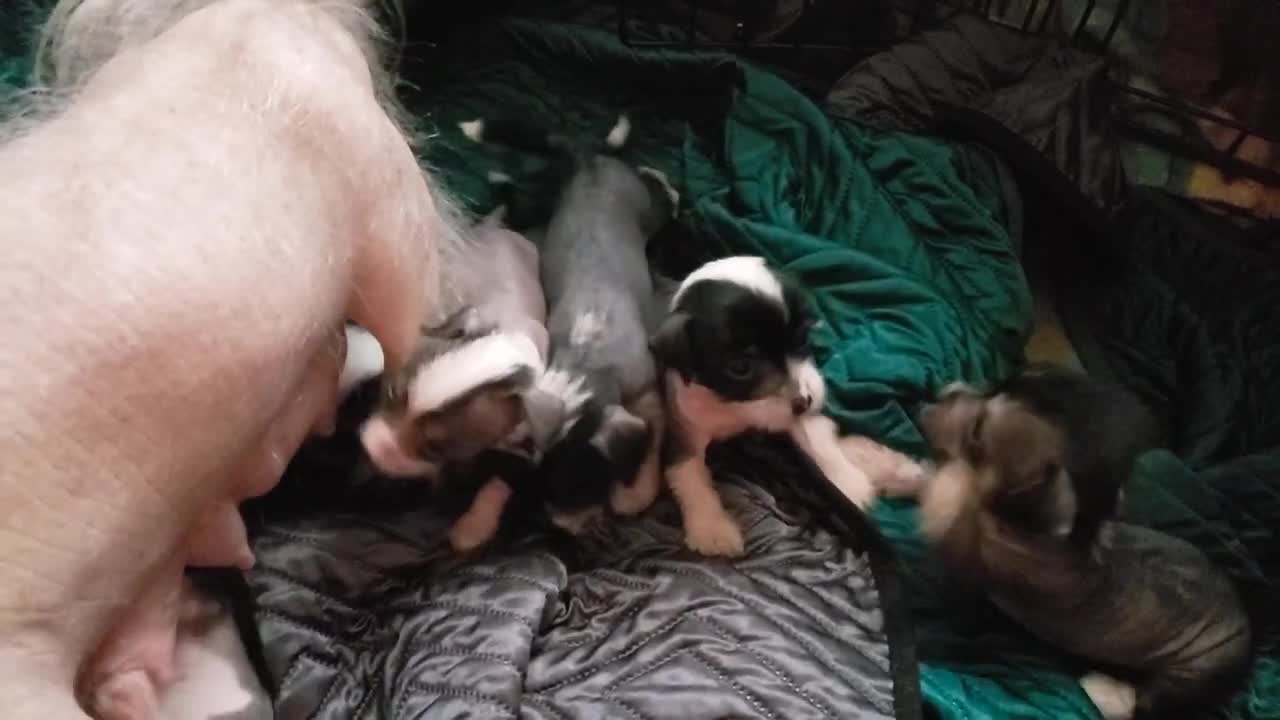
left=917, top=366, right=1253, bottom=720
left=464, top=114, right=680, bottom=532
left=651, top=256, right=876, bottom=557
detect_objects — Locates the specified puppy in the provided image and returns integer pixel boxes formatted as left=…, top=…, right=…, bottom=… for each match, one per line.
left=359, top=209, right=551, bottom=551
left=917, top=367, right=1252, bottom=720
left=465, top=113, right=680, bottom=532
left=650, top=256, right=882, bottom=557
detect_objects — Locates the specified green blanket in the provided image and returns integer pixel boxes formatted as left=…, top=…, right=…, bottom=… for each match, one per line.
left=2, top=8, right=1275, bottom=720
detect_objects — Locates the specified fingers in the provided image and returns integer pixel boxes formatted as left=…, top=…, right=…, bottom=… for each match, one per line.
left=346, top=153, right=441, bottom=371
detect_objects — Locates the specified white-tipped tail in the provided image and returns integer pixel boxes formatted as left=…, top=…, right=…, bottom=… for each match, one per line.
left=606, top=114, right=631, bottom=149
left=486, top=170, right=512, bottom=184
left=460, top=119, right=485, bottom=142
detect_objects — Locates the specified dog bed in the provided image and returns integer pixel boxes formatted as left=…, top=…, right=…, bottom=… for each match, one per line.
left=4, top=7, right=1275, bottom=720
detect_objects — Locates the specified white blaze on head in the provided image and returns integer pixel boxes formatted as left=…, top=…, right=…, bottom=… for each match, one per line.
left=407, top=333, right=543, bottom=415
left=671, top=256, right=784, bottom=310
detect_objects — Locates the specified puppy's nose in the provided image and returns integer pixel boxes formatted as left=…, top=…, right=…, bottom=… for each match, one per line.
left=791, top=394, right=812, bottom=415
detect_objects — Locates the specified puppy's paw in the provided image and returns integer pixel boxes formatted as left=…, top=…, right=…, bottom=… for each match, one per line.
left=448, top=511, right=501, bottom=553
left=1079, top=672, right=1137, bottom=720
left=684, top=513, right=746, bottom=558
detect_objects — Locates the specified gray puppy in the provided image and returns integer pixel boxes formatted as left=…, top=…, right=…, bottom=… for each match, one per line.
left=918, top=367, right=1253, bottom=720
left=463, top=114, right=679, bottom=530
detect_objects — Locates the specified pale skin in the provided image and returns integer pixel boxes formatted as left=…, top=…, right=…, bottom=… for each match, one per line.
left=0, top=1, right=438, bottom=715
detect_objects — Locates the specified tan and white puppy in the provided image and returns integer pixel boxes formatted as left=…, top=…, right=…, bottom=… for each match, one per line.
left=651, top=256, right=895, bottom=557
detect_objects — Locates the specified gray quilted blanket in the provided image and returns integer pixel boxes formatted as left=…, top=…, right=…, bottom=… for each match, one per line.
left=247, top=417, right=919, bottom=719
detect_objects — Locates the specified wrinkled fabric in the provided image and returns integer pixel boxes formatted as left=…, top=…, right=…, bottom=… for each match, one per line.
left=250, top=437, right=900, bottom=719
left=825, top=13, right=1127, bottom=212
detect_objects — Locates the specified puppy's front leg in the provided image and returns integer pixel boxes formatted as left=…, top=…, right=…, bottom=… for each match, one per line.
left=668, top=454, right=745, bottom=558
left=791, top=414, right=876, bottom=510
left=611, top=388, right=664, bottom=516
left=448, top=477, right=513, bottom=552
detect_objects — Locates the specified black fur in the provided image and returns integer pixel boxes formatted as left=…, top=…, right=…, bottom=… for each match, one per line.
left=651, top=276, right=814, bottom=402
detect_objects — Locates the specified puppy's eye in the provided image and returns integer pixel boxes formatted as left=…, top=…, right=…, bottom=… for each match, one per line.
left=724, top=357, right=754, bottom=381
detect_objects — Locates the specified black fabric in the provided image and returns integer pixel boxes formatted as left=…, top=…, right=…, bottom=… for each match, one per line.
left=825, top=13, right=1127, bottom=213
left=247, top=432, right=913, bottom=719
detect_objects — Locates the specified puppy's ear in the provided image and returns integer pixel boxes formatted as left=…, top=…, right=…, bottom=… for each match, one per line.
left=650, top=312, right=692, bottom=379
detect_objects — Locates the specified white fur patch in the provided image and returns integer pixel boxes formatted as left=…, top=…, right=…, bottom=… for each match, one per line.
left=487, top=170, right=512, bottom=184
left=788, top=357, right=826, bottom=413
left=533, top=365, right=593, bottom=421
left=460, top=119, right=484, bottom=142
left=671, top=256, right=784, bottom=310
left=339, top=324, right=384, bottom=399
left=569, top=309, right=607, bottom=346
left=407, top=333, right=543, bottom=414
left=1079, top=673, right=1137, bottom=720
left=637, top=166, right=680, bottom=218
left=606, top=114, right=630, bottom=149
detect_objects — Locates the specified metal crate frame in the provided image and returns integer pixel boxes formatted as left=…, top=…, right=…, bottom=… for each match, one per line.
left=616, top=0, right=1280, bottom=189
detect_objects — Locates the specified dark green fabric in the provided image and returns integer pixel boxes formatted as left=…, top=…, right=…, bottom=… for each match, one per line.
left=407, top=20, right=1031, bottom=457
left=3, top=7, right=1274, bottom=720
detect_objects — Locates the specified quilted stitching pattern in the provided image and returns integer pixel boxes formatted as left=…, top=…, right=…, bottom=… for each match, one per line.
left=250, top=441, right=897, bottom=720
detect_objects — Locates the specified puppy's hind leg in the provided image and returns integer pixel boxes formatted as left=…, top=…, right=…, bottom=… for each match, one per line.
left=449, top=477, right=513, bottom=552
left=611, top=389, right=664, bottom=516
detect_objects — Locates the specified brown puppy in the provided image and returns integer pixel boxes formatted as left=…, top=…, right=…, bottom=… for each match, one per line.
left=917, top=368, right=1252, bottom=720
